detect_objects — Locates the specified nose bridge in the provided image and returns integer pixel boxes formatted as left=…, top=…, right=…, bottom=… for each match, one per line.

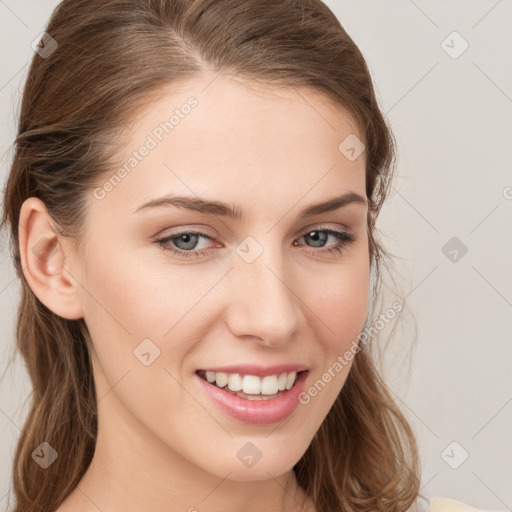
left=226, top=233, right=300, bottom=344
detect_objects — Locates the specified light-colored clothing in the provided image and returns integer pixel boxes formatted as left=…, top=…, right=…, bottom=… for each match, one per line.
left=422, top=496, right=508, bottom=512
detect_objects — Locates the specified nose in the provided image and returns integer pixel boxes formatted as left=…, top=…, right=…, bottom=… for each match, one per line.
left=224, top=245, right=301, bottom=348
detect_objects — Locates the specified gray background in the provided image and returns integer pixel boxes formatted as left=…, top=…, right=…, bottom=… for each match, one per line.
left=1, top=1, right=511, bottom=510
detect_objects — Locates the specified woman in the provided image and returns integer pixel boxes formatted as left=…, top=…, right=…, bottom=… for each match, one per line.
left=0, top=1, right=483, bottom=511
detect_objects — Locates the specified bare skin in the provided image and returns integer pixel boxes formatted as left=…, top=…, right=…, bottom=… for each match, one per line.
left=19, top=73, right=369, bottom=512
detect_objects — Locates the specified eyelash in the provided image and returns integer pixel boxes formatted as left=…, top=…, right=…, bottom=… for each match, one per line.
left=155, top=227, right=355, bottom=260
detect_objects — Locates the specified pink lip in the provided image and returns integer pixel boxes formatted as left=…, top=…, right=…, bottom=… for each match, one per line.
left=195, top=370, right=309, bottom=424
left=197, top=363, right=309, bottom=377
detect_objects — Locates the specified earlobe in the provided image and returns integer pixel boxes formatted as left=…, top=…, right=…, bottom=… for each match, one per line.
left=18, top=197, right=85, bottom=320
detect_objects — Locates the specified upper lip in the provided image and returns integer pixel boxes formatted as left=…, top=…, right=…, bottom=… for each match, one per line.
left=197, top=364, right=309, bottom=377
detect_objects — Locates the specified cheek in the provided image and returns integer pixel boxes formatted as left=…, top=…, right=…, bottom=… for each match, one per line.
left=80, top=244, right=178, bottom=340
left=77, top=245, right=174, bottom=391
left=78, top=245, right=217, bottom=400
left=298, top=258, right=370, bottom=407
left=327, top=273, right=369, bottom=346
left=305, top=257, right=370, bottom=350
left=78, top=253, right=205, bottom=446
left=296, top=281, right=368, bottom=438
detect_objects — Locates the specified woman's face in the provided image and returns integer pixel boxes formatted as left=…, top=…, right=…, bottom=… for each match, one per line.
left=73, top=74, right=370, bottom=481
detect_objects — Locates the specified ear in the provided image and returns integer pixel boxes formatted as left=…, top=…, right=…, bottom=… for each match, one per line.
left=18, top=197, right=84, bottom=320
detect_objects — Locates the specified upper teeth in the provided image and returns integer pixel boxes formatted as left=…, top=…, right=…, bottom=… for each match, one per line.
left=204, top=371, right=298, bottom=395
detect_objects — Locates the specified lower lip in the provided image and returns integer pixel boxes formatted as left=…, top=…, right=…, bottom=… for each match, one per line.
left=195, top=371, right=308, bottom=424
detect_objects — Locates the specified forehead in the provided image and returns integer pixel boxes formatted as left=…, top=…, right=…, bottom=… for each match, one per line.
left=91, top=74, right=366, bottom=217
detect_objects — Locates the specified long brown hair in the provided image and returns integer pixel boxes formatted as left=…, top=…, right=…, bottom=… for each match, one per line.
left=1, top=1, right=422, bottom=510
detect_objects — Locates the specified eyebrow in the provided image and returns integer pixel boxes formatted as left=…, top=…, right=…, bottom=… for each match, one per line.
left=134, top=191, right=367, bottom=220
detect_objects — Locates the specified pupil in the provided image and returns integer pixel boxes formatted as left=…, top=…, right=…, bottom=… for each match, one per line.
left=307, top=230, right=326, bottom=247
left=175, top=233, right=198, bottom=250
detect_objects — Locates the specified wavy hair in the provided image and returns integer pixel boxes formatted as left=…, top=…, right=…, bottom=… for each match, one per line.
left=1, top=1, right=422, bottom=510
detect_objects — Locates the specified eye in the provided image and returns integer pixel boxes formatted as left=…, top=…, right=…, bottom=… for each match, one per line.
left=155, top=231, right=217, bottom=259
left=155, top=227, right=355, bottom=260
left=295, top=228, right=355, bottom=257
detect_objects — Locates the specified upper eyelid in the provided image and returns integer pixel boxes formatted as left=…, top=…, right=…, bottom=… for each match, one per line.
left=157, top=224, right=353, bottom=243
left=159, top=222, right=350, bottom=234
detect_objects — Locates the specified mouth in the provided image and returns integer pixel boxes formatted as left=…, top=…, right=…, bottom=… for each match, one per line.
left=195, top=369, right=307, bottom=401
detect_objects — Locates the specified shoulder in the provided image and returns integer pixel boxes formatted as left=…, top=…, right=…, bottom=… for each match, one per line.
left=420, top=495, right=507, bottom=512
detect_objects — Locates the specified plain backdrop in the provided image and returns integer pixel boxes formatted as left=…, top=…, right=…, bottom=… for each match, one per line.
left=1, top=1, right=511, bottom=511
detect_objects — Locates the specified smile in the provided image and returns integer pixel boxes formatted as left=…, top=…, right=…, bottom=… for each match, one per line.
left=196, top=369, right=302, bottom=399
left=195, top=367, right=309, bottom=424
